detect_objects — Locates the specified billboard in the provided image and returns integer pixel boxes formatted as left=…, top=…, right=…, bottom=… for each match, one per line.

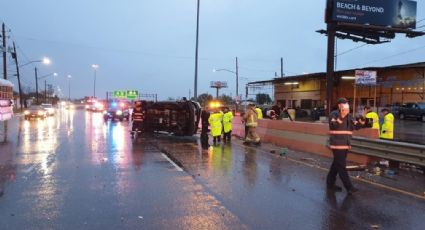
left=331, top=0, right=417, bottom=29
left=355, top=70, right=377, bottom=85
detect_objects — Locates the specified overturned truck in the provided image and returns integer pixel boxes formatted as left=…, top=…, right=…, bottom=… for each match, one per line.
left=142, top=100, right=201, bottom=136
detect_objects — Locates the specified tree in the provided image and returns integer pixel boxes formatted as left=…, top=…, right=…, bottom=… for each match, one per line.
left=256, top=93, right=272, bottom=105
left=195, top=93, right=213, bottom=107
left=219, top=94, right=234, bottom=105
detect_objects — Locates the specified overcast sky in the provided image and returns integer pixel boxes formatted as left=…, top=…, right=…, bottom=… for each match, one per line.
left=2, top=0, right=425, bottom=100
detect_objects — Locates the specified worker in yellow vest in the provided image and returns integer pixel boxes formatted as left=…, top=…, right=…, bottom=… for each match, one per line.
left=255, top=105, right=263, bottom=119
left=222, top=107, right=233, bottom=142
left=363, top=105, right=380, bottom=137
left=380, top=108, right=394, bottom=140
left=208, top=108, right=223, bottom=145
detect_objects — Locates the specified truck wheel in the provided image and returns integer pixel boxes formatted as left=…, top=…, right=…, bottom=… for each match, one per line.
left=399, top=113, right=405, bottom=120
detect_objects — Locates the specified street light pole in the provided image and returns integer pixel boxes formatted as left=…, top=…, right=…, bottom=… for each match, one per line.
left=44, top=80, right=47, bottom=103
left=193, top=0, right=200, bottom=99
left=91, top=64, right=99, bottom=98
left=68, top=75, right=71, bottom=101
left=235, top=57, right=239, bottom=99
left=35, top=67, right=39, bottom=104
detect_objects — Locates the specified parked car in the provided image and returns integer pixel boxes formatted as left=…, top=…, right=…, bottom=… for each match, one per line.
left=40, top=103, right=55, bottom=116
left=24, top=106, right=48, bottom=120
left=311, top=106, right=326, bottom=121
left=398, top=103, right=425, bottom=122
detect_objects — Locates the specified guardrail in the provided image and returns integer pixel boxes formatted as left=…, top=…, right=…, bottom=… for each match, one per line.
left=351, top=137, right=425, bottom=167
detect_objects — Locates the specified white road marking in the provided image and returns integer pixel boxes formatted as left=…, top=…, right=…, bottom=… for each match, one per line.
left=161, top=153, right=183, bottom=172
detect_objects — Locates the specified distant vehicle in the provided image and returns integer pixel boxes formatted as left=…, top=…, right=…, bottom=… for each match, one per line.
left=311, top=106, right=326, bottom=121
left=142, top=100, right=201, bottom=136
left=41, top=103, right=55, bottom=116
left=103, top=100, right=130, bottom=121
left=398, top=103, right=425, bottom=122
left=24, top=106, right=48, bottom=120
left=0, top=79, right=14, bottom=121
left=87, top=100, right=105, bottom=112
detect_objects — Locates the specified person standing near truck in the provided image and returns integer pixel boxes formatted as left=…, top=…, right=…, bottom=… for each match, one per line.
left=209, top=108, right=223, bottom=145
left=222, top=107, right=233, bottom=143
left=363, top=105, right=380, bottom=137
left=380, top=108, right=394, bottom=140
left=327, top=98, right=366, bottom=194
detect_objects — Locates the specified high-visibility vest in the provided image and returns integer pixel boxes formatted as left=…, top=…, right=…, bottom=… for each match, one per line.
left=255, top=107, right=263, bottom=119
left=380, top=113, right=394, bottom=140
left=222, top=111, right=233, bottom=133
left=208, top=112, right=223, bottom=137
left=366, top=111, right=380, bottom=136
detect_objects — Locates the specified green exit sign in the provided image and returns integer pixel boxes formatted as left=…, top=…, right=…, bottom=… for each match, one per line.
left=126, top=90, right=139, bottom=100
left=113, top=90, right=138, bottom=100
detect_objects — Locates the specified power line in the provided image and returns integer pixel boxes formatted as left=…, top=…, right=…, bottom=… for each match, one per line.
left=335, top=43, right=369, bottom=57
left=352, top=44, right=425, bottom=68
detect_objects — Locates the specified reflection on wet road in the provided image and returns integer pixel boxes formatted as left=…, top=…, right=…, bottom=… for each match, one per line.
left=0, top=110, right=424, bottom=229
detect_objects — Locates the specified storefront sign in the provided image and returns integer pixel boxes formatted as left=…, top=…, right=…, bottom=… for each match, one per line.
left=355, top=70, right=377, bottom=85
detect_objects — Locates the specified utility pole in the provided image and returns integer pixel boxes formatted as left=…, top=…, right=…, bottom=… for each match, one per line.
left=35, top=67, right=39, bottom=104
left=2, top=23, right=7, bottom=80
left=12, top=42, right=23, bottom=110
left=193, top=0, right=200, bottom=99
left=281, top=57, right=284, bottom=77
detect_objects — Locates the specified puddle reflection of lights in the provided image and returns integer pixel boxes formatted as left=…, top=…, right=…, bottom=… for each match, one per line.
left=112, top=123, right=126, bottom=151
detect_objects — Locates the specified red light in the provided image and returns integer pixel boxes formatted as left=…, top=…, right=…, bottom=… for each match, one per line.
left=120, top=102, right=125, bottom=108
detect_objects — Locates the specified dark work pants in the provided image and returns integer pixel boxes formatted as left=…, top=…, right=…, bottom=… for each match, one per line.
left=326, top=149, right=353, bottom=190
left=201, top=133, right=209, bottom=149
left=223, top=131, right=232, bottom=141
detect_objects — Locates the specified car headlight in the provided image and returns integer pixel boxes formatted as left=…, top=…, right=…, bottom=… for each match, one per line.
left=38, top=111, right=44, bottom=115
left=70, top=105, right=75, bottom=109
left=116, top=110, right=123, bottom=115
left=24, top=111, right=30, bottom=115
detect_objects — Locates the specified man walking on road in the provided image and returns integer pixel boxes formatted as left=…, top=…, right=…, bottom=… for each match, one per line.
left=327, top=98, right=366, bottom=194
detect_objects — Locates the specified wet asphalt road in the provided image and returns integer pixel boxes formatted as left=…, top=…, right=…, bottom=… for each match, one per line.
left=0, top=109, right=424, bottom=230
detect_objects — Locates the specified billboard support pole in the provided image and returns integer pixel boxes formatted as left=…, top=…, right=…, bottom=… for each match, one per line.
left=326, top=22, right=336, bottom=115
left=353, top=83, right=357, bottom=115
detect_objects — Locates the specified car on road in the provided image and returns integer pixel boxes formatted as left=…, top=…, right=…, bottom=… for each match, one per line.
left=41, top=103, right=55, bottom=116
left=398, top=102, right=425, bottom=122
left=103, top=100, right=130, bottom=121
left=24, top=106, right=48, bottom=120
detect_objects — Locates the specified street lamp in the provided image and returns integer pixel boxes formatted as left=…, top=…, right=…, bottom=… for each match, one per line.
left=91, top=64, right=99, bottom=98
left=19, top=57, right=51, bottom=68
left=67, top=75, right=72, bottom=101
left=213, top=57, right=239, bottom=100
